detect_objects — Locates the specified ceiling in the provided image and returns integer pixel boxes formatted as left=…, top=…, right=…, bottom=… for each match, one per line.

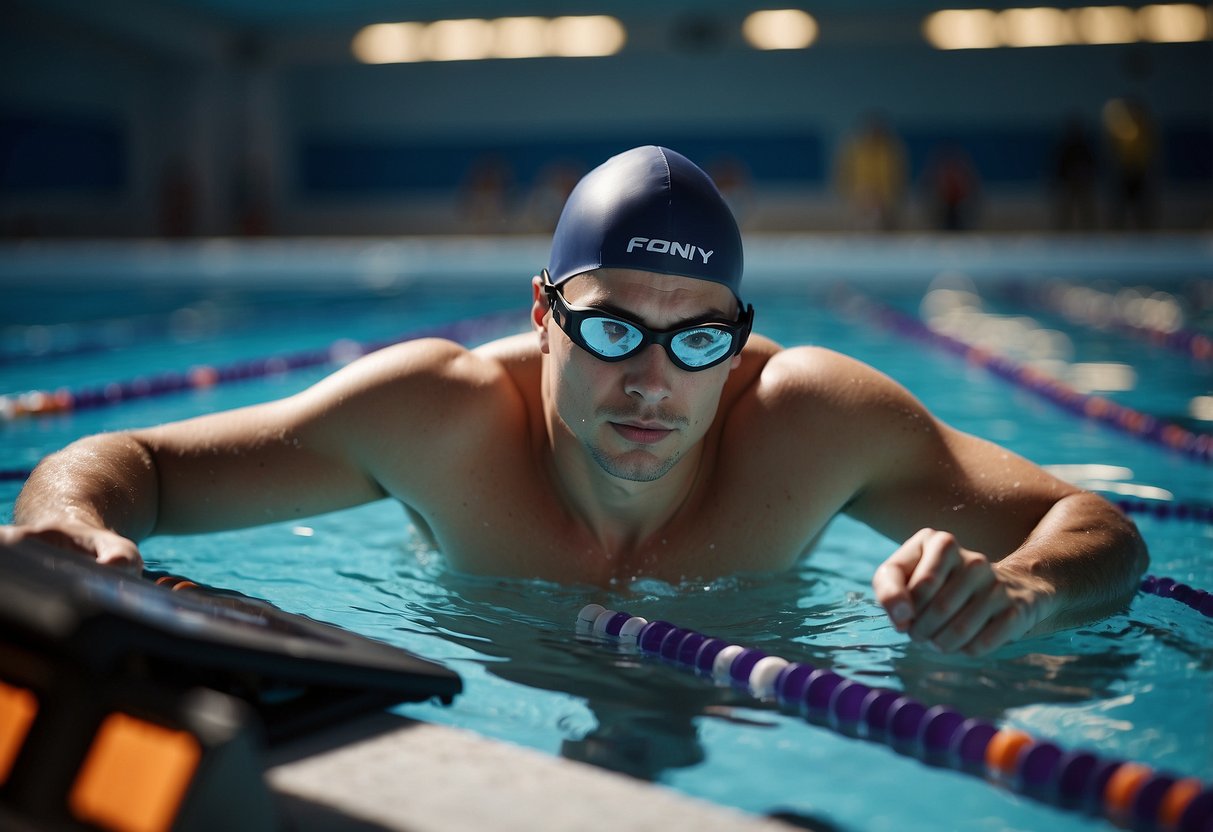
left=127, top=0, right=1034, bottom=30
left=18, top=0, right=1184, bottom=59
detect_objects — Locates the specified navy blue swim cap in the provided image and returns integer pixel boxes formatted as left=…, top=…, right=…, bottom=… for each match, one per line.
left=547, top=146, right=744, bottom=302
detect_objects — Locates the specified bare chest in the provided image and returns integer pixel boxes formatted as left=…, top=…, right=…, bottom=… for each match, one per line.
left=403, top=460, right=840, bottom=586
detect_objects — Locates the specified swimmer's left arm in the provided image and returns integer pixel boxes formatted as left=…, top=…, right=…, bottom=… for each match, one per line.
left=836, top=371, right=1149, bottom=656
left=868, top=492, right=1147, bottom=656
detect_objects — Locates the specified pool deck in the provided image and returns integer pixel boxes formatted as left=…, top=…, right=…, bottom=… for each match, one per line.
left=267, top=712, right=804, bottom=831
left=2, top=232, right=1209, bottom=290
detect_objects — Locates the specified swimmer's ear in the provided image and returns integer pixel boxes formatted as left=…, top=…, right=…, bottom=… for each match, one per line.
left=531, top=275, right=551, bottom=353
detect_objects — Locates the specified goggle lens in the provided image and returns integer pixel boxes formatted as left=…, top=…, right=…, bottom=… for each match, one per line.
left=670, top=327, right=734, bottom=367
left=579, top=317, right=645, bottom=358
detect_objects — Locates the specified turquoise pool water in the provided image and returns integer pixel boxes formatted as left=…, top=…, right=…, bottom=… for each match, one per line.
left=2, top=239, right=1211, bottom=832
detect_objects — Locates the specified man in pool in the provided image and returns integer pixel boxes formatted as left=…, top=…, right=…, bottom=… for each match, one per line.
left=3, top=145, right=1147, bottom=656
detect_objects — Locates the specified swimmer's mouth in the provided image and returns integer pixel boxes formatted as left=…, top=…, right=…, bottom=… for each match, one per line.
left=610, top=422, right=675, bottom=444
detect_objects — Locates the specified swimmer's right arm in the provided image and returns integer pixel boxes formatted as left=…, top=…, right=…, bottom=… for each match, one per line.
left=3, top=394, right=382, bottom=571
left=5, top=433, right=157, bottom=570
left=4, top=338, right=491, bottom=568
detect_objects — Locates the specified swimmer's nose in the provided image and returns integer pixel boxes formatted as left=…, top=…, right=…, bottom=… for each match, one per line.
left=623, top=344, right=673, bottom=404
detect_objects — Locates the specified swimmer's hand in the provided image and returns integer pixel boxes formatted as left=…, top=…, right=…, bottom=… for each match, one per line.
left=0, top=523, right=144, bottom=571
left=872, top=528, right=1055, bottom=657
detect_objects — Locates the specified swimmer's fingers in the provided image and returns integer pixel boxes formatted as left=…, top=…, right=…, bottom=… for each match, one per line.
left=966, top=564, right=1057, bottom=655
left=875, top=530, right=1055, bottom=656
left=872, top=541, right=915, bottom=632
left=960, top=603, right=1034, bottom=657
left=925, top=568, right=1050, bottom=656
left=905, top=544, right=999, bottom=645
left=926, top=585, right=1023, bottom=655
left=92, top=530, right=144, bottom=571
left=872, top=528, right=956, bottom=633
left=0, top=524, right=143, bottom=572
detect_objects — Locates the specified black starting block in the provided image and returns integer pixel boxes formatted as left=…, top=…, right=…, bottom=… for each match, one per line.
left=0, top=537, right=461, bottom=831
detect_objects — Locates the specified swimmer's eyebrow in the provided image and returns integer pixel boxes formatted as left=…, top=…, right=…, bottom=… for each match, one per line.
left=583, top=299, right=738, bottom=329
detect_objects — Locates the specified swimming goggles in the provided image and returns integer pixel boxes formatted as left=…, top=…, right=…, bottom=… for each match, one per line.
left=542, top=272, right=754, bottom=372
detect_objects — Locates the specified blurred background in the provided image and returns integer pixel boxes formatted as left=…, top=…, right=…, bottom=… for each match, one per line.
left=2, top=0, right=1210, bottom=239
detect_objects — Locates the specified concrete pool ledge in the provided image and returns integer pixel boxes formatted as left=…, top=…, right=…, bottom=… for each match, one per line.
left=2, top=232, right=1209, bottom=288
left=267, top=712, right=803, bottom=832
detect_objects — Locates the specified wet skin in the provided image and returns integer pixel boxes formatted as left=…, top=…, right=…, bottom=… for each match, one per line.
left=5, top=269, right=1147, bottom=655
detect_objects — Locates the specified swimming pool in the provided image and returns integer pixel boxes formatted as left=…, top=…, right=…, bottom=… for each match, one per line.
left=2, top=236, right=1211, bottom=832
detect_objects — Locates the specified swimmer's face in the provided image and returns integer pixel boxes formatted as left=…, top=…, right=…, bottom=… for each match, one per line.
left=534, top=268, right=740, bottom=482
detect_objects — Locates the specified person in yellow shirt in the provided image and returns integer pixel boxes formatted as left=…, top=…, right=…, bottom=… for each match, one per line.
left=836, top=115, right=908, bottom=231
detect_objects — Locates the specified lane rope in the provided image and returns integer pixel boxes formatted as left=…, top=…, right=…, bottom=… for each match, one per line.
left=995, top=281, right=1213, bottom=365
left=0, top=309, right=523, bottom=421
left=575, top=605, right=1213, bottom=832
left=839, top=290, right=1213, bottom=465
left=1114, top=499, right=1213, bottom=525
left=1139, top=574, right=1213, bottom=618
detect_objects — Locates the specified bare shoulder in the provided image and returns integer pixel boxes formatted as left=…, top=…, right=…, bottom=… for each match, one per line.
left=724, top=340, right=938, bottom=477
left=289, top=336, right=527, bottom=481
left=290, top=338, right=487, bottom=417
left=751, top=342, right=922, bottom=414
left=337, top=336, right=505, bottom=384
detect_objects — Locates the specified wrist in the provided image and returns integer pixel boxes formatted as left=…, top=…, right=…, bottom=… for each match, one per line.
left=994, top=559, right=1059, bottom=634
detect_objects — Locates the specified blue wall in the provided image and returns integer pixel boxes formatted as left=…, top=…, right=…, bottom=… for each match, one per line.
left=0, top=115, right=126, bottom=193
left=2, top=4, right=1210, bottom=234
left=297, top=131, right=825, bottom=193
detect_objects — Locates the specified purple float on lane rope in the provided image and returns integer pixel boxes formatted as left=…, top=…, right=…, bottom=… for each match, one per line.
left=1140, top=575, right=1213, bottom=619
left=576, top=604, right=1213, bottom=832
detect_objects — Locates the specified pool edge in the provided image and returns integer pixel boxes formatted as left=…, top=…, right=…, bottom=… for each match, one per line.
left=267, top=711, right=806, bottom=831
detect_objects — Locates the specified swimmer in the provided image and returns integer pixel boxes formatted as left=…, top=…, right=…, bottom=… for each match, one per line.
left=2, top=146, right=1147, bottom=656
